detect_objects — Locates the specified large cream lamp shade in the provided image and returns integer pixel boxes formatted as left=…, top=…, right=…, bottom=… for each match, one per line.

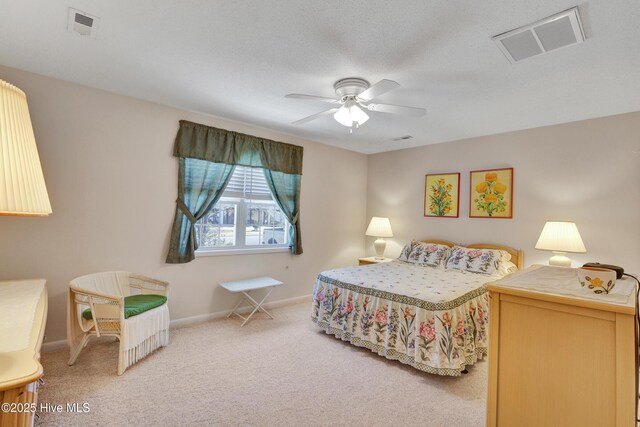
left=0, top=79, right=52, bottom=216
left=535, top=221, right=586, bottom=267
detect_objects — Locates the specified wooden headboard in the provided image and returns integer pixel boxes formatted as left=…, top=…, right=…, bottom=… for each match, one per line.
left=418, top=239, right=524, bottom=270
left=419, top=239, right=456, bottom=248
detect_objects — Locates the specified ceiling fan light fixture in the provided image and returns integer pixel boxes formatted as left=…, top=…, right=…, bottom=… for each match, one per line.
left=333, top=102, right=369, bottom=127
left=287, top=77, right=425, bottom=127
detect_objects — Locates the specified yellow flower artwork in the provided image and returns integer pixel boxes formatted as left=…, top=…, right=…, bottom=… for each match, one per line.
left=424, top=173, right=460, bottom=217
left=469, top=168, right=513, bottom=218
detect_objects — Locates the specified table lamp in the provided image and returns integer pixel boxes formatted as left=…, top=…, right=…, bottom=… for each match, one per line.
left=365, top=217, right=393, bottom=259
left=0, top=79, right=52, bottom=216
left=535, top=221, right=586, bottom=267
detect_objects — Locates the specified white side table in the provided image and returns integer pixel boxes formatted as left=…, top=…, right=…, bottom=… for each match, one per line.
left=219, top=276, right=283, bottom=326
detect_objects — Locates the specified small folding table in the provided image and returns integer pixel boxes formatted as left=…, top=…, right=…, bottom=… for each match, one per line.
left=219, top=276, right=283, bottom=326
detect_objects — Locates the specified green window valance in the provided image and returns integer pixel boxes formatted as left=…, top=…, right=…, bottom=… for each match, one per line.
left=174, top=120, right=303, bottom=175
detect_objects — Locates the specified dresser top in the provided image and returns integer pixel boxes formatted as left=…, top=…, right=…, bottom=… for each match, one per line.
left=486, top=265, right=637, bottom=315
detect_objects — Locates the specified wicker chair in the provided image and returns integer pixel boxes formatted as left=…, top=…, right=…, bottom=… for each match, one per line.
left=67, top=271, right=170, bottom=375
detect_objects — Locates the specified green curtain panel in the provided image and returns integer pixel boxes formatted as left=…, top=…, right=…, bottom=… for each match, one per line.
left=263, top=169, right=303, bottom=255
left=166, top=158, right=235, bottom=263
left=166, top=120, right=304, bottom=263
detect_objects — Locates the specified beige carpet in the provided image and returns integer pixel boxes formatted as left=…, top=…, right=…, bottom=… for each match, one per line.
left=37, top=302, right=487, bottom=426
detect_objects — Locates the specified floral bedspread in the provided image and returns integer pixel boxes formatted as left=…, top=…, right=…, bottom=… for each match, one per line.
left=311, top=261, right=499, bottom=376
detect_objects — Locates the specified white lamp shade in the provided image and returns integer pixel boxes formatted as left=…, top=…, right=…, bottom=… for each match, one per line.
left=333, top=106, right=352, bottom=127
left=0, top=80, right=52, bottom=216
left=365, top=217, right=393, bottom=237
left=333, top=102, right=370, bottom=127
left=535, top=221, right=586, bottom=253
left=348, top=104, right=369, bottom=125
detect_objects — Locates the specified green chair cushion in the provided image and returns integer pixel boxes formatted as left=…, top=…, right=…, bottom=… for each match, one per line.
left=82, top=294, right=167, bottom=320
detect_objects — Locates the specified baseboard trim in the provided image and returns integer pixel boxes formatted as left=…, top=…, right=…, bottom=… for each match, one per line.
left=42, top=294, right=312, bottom=352
left=42, top=339, right=68, bottom=352
left=170, top=293, right=312, bottom=328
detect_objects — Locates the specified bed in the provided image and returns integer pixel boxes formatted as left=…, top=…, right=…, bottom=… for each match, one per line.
left=311, top=240, right=523, bottom=376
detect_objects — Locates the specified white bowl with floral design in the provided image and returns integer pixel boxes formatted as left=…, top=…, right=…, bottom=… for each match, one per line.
left=577, top=267, right=616, bottom=294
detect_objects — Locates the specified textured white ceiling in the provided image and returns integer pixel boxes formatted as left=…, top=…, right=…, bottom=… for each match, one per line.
left=0, top=1, right=639, bottom=154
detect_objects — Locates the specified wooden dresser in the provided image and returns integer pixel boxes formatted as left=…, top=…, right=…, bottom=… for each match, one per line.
left=0, top=279, right=48, bottom=427
left=486, top=265, right=637, bottom=427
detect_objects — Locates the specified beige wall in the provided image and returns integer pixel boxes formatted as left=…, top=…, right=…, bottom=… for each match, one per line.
left=3, top=63, right=639, bottom=344
left=0, top=65, right=368, bottom=343
left=367, top=112, right=640, bottom=273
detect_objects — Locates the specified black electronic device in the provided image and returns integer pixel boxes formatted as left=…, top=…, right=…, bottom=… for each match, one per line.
left=582, top=262, right=624, bottom=279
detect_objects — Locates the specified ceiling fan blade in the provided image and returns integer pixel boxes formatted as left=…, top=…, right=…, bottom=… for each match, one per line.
left=357, top=79, right=400, bottom=102
left=365, top=102, right=426, bottom=117
left=291, top=108, right=339, bottom=125
left=285, top=94, right=340, bottom=104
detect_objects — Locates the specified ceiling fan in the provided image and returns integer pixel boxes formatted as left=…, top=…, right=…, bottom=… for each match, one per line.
left=285, top=77, right=426, bottom=131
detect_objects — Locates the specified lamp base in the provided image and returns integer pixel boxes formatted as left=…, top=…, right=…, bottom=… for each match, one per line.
left=549, top=252, right=571, bottom=267
left=373, top=238, right=387, bottom=259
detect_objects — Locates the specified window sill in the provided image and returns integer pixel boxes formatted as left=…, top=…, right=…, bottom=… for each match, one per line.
left=195, top=247, right=291, bottom=257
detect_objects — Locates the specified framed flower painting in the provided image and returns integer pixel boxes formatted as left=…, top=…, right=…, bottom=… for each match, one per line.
left=469, top=168, right=514, bottom=218
left=424, top=172, right=460, bottom=217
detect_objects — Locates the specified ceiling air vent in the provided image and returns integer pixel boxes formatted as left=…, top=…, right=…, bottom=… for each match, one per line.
left=492, top=7, right=585, bottom=64
left=392, top=135, right=413, bottom=141
left=68, top=8, right=100, bottom=38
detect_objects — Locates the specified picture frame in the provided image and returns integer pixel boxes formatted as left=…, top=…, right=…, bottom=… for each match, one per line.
left=469, top=167, right=514, bottom=218
left=424, top=172, right=460, bottom=218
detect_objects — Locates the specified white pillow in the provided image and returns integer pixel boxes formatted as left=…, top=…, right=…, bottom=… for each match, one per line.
left=498, top=260, right=519, bottom=277
left=445, top=246, right=511, bottom=275
left=398, top=240, right=417, bottom=262
left=407, top=242, right=450, bottom=267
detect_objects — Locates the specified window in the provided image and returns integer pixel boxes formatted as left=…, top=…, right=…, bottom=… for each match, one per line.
left=195, top=166, right=290, bottom=253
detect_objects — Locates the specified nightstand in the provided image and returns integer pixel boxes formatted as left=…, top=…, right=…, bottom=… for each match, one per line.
left=358, top=257, right=393, bottom=266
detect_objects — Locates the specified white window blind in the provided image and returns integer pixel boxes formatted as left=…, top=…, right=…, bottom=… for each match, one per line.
left=195, top=165, right=290, bottom=253
left=224, top=166, right=272, bottom=200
